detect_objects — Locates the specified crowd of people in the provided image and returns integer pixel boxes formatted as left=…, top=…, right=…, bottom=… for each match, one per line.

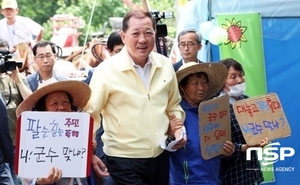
left=0, top=0, right=269, bottom=184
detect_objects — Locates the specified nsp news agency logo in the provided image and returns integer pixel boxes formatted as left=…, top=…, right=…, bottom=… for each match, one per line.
left=246, top=142, right=295, bottom=166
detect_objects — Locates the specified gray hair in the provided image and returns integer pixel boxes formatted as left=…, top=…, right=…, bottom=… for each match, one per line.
left=177, top=29, right=202, bottom=44
left=0, top=39, right=9, bottom=49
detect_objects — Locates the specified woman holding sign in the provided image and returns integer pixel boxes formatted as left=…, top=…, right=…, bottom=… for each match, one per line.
left=169, top=62, right=235, bottom=185
left=219, top=58, right=268, bottom=185
left=16, top=78, right=109, bottom=185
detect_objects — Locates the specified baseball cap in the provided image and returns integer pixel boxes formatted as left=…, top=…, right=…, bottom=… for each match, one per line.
left=1, top=0, right=18, bottom=9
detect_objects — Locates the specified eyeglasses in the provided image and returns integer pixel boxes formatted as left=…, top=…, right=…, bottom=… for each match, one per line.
left=35, top=53, right=55, bottom=60
left=178, top=42, right=199, bottom=49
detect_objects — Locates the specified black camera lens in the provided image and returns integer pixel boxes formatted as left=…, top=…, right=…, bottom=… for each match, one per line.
left=0, top=50, right=22, bottom=73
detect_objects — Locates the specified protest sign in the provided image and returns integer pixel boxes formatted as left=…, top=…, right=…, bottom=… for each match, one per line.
left=15, top=111, right=93, bottom=178
left=233, top=93, right=291, bottom=145
left=199, top=95, right=230, bottom=159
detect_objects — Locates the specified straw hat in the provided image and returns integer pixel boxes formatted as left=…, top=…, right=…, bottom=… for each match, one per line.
left=176, top=62, right=227, bottom=100
left=16, top=78, right=91, bottom=117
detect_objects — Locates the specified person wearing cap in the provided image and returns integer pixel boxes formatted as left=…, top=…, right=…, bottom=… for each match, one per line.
left=169, top=62, right=235, bottom=185
left=16, top=78, right=109, bottom=185
left=219, top=58, right=268, bottom=185
left=173, top=29, right=203, bottom=72
left=84, top=9, right=186, bottom=185
left=0, top=95, right=14, bottom=185
left=0, top=0, right=44, bottom=53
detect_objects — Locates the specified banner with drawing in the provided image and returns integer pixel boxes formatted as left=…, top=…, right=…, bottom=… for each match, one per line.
left=15, top=112, right=93, bottom=178
left=233, top=93, right=291, bottom=146
left=199, top=95, right=231, bottom=159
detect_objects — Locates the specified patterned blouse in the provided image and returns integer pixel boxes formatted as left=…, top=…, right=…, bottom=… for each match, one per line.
left=220, top=94, right=264, bottom=185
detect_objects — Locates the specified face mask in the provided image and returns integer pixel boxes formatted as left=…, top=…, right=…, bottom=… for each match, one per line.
left=226, top=82, right=246, bottom=97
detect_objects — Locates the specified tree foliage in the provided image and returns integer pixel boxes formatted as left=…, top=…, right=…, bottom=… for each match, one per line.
left=8, top=0, right=176, bottom=44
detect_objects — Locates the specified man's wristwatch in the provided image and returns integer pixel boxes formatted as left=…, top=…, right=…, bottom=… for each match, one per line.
left=166, top=135, right=175, bottom=146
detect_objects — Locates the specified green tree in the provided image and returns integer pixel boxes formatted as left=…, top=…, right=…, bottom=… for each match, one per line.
left=47, top=0, right=128, bottom=44
left=4, top=0, right=176, bottom=45
left=12, top=0, right=60, bottom=25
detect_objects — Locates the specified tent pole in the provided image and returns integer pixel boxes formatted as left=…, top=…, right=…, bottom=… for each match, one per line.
left=207, top=0, right=212, bottom=62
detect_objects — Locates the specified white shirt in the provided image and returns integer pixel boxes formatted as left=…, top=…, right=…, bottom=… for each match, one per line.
left=128, top=54, right=152, bottom=91
left=182, top=59, right=202, bottom=64
left=0, top=16, right=42, bottom=49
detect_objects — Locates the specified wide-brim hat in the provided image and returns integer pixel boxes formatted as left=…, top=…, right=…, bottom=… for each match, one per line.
left=1, top=0, right=18, bottom=9
left=176, top=62, right=227, bottom=100
left=16, top=78, right=91, bottom=117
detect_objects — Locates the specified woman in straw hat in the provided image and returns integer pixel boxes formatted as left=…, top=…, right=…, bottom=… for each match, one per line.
left=169, top=62, right=235, bottom=185
left=219, top=58, right=268, bottom=185
left=16, top=78, right=109, bottom=185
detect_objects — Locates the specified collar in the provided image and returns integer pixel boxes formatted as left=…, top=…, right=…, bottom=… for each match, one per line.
left=182, top=59, right=201, bottom=64
left=219, top=90, right=248, bottom=104
left=5, top=16, right=17, bottom=25
left=129, top=53, right=152, bottom=68
left=36, top=71, right=54, bottom=84
left=180, top=99, right=199, bottom=113
left=118, top=46, right=162, bottom=71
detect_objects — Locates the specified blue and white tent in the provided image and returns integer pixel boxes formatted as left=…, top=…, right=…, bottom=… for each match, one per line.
left=175, top=0, right=300, bottom=184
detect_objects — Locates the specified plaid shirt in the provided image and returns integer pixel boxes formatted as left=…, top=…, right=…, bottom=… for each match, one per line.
left=220, top=95, right=264, bottom=185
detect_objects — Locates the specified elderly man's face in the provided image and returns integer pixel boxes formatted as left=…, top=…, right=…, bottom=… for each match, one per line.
left=178, top=32, right=202, bottom=62
left=121, top=16, right=155, bottom=65
left=180, top=73, right=208, bottom=107
left=44, top=91, right=72, bottom=112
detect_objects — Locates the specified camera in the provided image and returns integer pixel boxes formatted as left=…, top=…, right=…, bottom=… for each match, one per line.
left=0, top=50, right=22, bottom=73
left=151, top=10, right=174, bottom=38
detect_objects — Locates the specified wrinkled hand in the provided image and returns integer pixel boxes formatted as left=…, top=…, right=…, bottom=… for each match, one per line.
left=242, top=137, right=269, bottom=152
left=36, top=167, right=62, bottom=184
left=92, top=154, right=110, bottom=177
left=168, top=115, right=183, bottom=137
left=250, top=137, right=269, bottom=148
left=222, top=141, right=235, bottom=156
left=172, top=128, right=187, bottom=150
left=258, top=137, right=269, bottom=148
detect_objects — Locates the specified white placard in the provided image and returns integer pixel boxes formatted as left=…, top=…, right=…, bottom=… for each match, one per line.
left=16, top=111, right=93, bottom=178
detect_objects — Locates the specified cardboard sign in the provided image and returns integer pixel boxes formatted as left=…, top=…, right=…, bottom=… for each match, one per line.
left=233, top=93, right=291, bottom=145
left=199, top=95, right=231, bottom=159
left=15, top=112, right=93, bottom=178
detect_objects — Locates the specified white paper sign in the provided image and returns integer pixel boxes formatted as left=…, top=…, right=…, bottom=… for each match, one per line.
left=16, top=111, right=93, bottom=178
